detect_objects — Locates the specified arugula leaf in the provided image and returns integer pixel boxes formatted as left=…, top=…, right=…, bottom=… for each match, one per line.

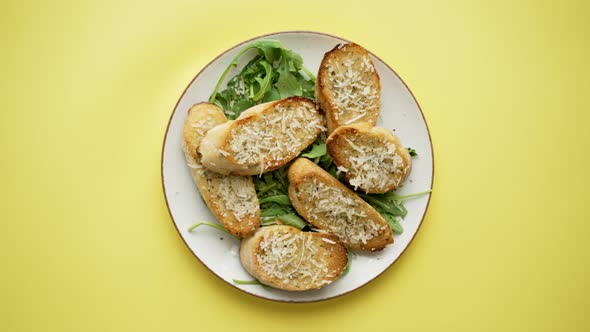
left=231, top=99, right=254, bottom=115
left=286, top=49, right=303, bottom=70
left=209, top=39, right=315, bottom=119
left=276, top=50, right=303, bottom=98
left=187, top=221, right=230, bottom=234
left=360, top=190, right=431, bottom=233
left=277, top=214, right=308, bottom=230
left=382, top=213, right=404, bottom=234
left=259, top=195, right=291, bottom=206
left=300, top=142, right=327, bottom=158
left=233, top=279, right=271, bottom=289
left=342, top=249, right=353, bottom=275
left=260, top=207, right=290, bottom=217
left=383, top=189, right=432, bottom=204
left=263, top=87, right=280, bottom=102
left=250, top=60, right=273, bottom=101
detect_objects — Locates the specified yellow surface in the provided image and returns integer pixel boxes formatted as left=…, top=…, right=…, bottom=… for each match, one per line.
left=1, top=0, right=588, bottom=331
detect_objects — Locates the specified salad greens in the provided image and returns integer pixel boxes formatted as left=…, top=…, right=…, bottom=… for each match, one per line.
left=232, top=278, right=270, bottom=289
left=253, top=164, right=305, bottom=228
left=188, top=221, right=229, bottom=234
left=189, top=40, right=432, bottom=281
left=209, top=39, right=316, bottom=120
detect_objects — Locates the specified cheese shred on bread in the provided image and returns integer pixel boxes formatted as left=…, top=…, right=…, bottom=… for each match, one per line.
left=288, top=158, right=393, bottom=251
left=239, top=225, right=348, bottom=291
left=327, top=122, right=412, bottom=194
left=182, top=102, right=259, bottom=238
left=316, top=43, right=381, bottom=133
left=199, top=97, right=325, bottom=176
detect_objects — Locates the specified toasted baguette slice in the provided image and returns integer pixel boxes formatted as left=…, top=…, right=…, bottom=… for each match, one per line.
left=182, top=102, right=259, bottom=238
left=326, top=122, right=412, bottom=194
left=316, top=43, right=381, bottom=133
left=199, top=97, right=325, bottom=176
left=240, top=225, right=347, bottom=291
left=288, top=158, right=393, bottom=251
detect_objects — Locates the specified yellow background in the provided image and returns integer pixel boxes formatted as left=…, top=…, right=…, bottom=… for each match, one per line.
left=1, top=0, right=588, bottom=331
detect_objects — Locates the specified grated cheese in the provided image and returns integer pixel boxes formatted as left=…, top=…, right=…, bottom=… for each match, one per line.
left=227, top=100, right=324, bottom=170
left=184, top=112, right=257, bottom=223
left=338, top=134, right=408, bottom=192
left=256, top=229, right=338, bottom=288
left=323, top=46, right=380, bottom=125
left=296, top=178, right=387, bottom=246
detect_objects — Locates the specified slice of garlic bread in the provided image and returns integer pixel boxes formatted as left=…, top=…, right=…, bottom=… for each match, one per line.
left=199, top=97, right=325, bottom=176
left=326, top=122, right=412, bottom=194
left=287, top=158, right=393, bottom=251
left=316, top=43, right=381, bottom=133
left=182, top=102, right=259, bottom=238
left=239, top=225, right=348, bottom=291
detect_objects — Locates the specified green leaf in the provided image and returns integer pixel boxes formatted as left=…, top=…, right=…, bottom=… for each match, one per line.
left=187, top=221, right=230, bottom=234
left=407, top=147, right=418, bottom=157
left=277, top=214, right=308, bottom=230
left=249, top=39, right=285, bottom=63
left=286, top=49, right=303, bottom=70
left=209, top=39, right=315, bottom=120
left=342, top=250, right=353, bottom=275
left=209, top=39, right=285, bottom=103
left=384, top=189, right=432, bottom=204
left=260, top=207, right=289, bottom=217
left=256, top=182, right=278, bottom=196
left=231, top=99, right=254, bottom=116
left=296, top=72, right=315, bottom=91
left=383, top=213, right=404, bottom=234
left=301, top=65, right=316, bottom=82
left=276, top=51, right=303, bottom=98
left=392, top=199, right=408, bottom=218
left=262, top=87, right=281, bottom=102
left=300, top=142, right=327, bottom=158
left=259, top=195, right=292, bottom=206
left=251, top=60, right=273, bottom=101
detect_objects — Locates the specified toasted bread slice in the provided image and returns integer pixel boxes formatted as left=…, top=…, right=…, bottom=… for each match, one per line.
left=316, top=43, right=381, bottom=133
left=198, top=97, right=325, bottom=176
left=182, top=102, right=259, bottom=238
left=326, top=122, right=412, bottom=194
left=239, top=225, right=347, bottom=291
left=288, top=158, right=393, bottom=251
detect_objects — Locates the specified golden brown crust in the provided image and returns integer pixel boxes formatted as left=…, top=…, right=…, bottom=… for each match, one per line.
left=326, top=122, right=412, bottom=194
left=240, top=225, right=348, bottom=291
left=182, top=102, right=259, bottom=238
left=199, top=97, right=324, bottom=176
left=287, top=158, right=393, bottom=251
left=316, top=43, right=381, bottom=134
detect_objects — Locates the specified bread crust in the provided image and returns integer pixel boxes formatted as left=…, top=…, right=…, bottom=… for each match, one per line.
left=240, top=225, right=348, bottom=291
left=287, top=158, right=393, bottom=251
left=199, top=97, right=324, bottom=176
left=182, top=102, right=259, bottom=238
left=326, top=122, right=412, bottom=194
left=316, top=43, right=381, bottom=133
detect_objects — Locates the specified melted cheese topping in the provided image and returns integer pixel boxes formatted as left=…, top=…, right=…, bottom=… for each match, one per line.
left=339, top=136, right=408, bottom=192
left=256, top=229, right=334, bottom=288
left=228, top=101, right=325, bottom=169
left=324, top=46, right=379, bottom=124
left=295, top=178, right=387, bottom=246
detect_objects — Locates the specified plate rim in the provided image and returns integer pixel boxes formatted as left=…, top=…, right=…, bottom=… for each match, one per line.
left=160, top=30, right=435, bottom=303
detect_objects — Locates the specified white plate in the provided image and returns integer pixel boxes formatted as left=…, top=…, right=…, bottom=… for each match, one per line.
left=161, top=31, right=434, bottom=302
